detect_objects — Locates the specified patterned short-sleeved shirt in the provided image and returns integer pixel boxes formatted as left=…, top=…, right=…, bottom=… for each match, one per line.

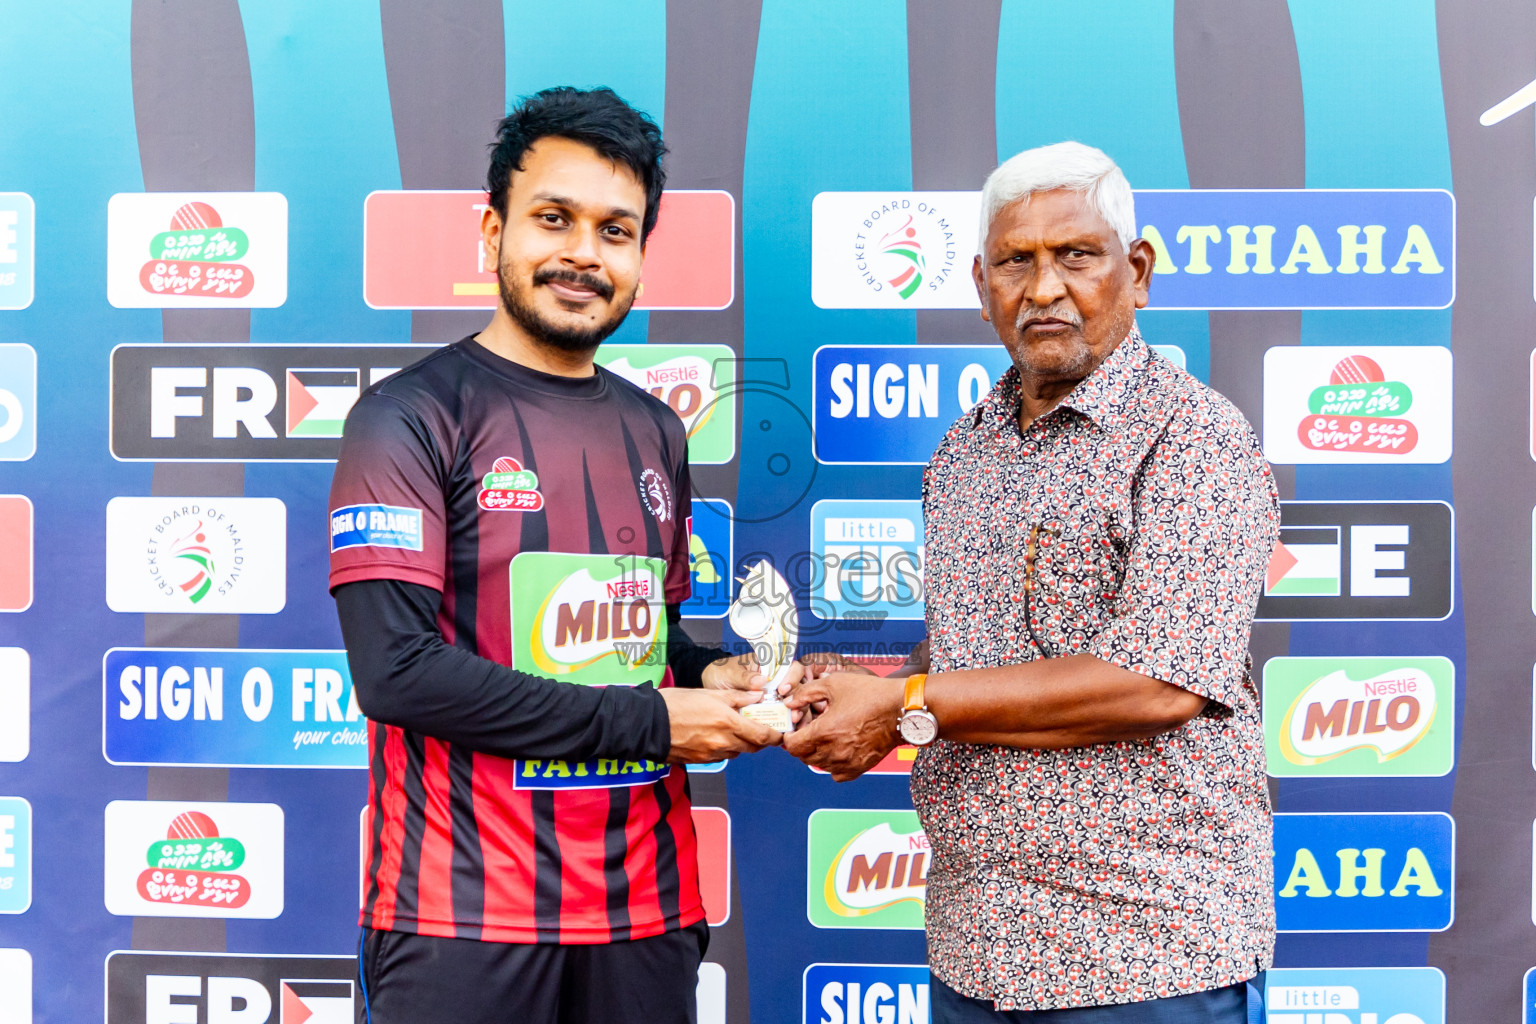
left=911, top=326, right=1280, bottom=1011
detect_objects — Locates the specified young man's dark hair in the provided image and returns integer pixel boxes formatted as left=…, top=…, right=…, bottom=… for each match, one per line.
left=487, top=86, right=668, bottom=243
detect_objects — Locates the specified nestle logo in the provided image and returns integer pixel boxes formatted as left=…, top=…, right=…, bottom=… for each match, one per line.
left=605, top=580, right=652, bottom=599
left=644, top=365, right=698, bottom=385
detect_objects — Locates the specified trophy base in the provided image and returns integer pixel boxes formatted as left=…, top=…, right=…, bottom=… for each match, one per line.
left=741, top=701, right=794, bottom=734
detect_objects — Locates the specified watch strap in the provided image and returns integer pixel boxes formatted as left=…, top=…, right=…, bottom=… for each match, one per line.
left=902, top=673, right=928, bottom=713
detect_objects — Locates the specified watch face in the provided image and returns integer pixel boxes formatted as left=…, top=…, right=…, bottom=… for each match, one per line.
left=899, top=710, right=939, bottom=746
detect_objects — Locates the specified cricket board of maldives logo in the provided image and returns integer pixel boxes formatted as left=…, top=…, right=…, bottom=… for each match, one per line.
left=530, top=564, right=663, bottom=677
left=639, top=467, right=672, bottom=522
left=824, top=822, right=929, bottom=918
left=147, top=504, right=247, bottom=606
left=106, top=497, right=286, bottom=615
left=851, top=199, right=960, bottom=301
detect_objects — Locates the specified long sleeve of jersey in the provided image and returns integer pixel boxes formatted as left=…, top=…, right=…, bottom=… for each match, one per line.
left=666, top=604, right=729, bottom=689
left=335, top=578, right=676, bottom=763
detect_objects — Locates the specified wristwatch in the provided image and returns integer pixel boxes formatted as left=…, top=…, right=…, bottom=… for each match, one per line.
left=897, top=673, right=939, bottom=746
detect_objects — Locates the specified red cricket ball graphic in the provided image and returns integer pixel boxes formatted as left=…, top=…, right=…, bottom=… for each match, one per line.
left=1329, top=354, right=1385, bottom=386
left=166, top=810, right=220, bottom=840
left=169, top=201, right=223, bottom=231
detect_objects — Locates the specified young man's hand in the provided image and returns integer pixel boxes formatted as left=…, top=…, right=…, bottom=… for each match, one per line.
left=660, top=688, right=784, bottom=763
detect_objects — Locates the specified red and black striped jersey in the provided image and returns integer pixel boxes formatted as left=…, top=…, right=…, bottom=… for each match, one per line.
left=329, top=337, right=703, bottom=944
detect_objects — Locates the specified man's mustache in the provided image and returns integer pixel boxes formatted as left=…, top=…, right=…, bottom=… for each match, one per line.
left=1016, top=303, right=1083, bottom=330
left=534, top=268, right=615, bottom=302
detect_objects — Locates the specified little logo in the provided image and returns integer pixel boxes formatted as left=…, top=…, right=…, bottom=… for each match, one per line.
left=639, top=467, right=671, bottom=523
left=478, top=456, right=544, bottom=512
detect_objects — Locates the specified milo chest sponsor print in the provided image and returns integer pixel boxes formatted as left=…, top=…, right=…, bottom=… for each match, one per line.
left=509, top=553, right=669, bottom=789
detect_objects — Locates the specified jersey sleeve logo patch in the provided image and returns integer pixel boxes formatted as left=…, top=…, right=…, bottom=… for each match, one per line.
left=478, top=455, right=545, bottom=512
left=330, top=504, right=423, bottom=552
left=639, top=467, right=671, bottom=522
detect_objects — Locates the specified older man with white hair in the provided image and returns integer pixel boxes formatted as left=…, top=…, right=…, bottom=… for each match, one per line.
left=786, top=142, right=1279, bottom=1022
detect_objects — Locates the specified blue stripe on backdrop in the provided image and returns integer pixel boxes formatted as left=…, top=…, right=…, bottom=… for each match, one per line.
left=735, top=2, right=923, bottom=1021
left=229, top=0, right=409, bottom=954
left=503, top=0, right=666, bottom=347
left=994, top=0, right=1211, bottom=383
left=1282, top=0, right=1462, bottom=967
left=0, top=4, right=155, bottom=1020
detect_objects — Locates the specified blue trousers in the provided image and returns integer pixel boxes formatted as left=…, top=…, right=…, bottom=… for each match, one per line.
left=931, top=974, right=1264, bottom=1024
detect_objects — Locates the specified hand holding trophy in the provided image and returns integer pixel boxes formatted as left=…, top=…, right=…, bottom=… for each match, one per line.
left=728, top=560, right=798, bottom=733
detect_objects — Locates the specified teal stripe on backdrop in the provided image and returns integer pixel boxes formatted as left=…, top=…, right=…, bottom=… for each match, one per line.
left=1282, top=4, right=1463, bottom=972
left=503, top=0, right=666, bottom=344
left=504, top=0, right=666, bottom=120
left=0, top=4, right=151, bottom=1019
left=238, top=0, right=410, bottom=344
left=736, top=5, right=923, bottom=1023
left=994, top=0, right=1209, bottom=382
left=741, top=0, right=916, bottom=515
left=1288, top=0, right=1454, bottom=438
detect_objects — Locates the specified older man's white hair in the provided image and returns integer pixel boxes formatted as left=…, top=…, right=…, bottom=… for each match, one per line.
left=977, top=141, right=1136, bottom=252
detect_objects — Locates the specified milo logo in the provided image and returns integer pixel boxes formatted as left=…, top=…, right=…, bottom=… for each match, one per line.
left=595, top=344, right=736, bottom=465
left=510, top=553, right=667, bottom=687
left=1263, top=656, right=1454, bottom=778
left=807, top=810, right=928, bottom=930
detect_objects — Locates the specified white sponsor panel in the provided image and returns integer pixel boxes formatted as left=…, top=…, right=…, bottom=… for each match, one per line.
left=105, top=497, right=286, bottom=614
left=811, top=192, right=981, bottom=309
left=0, top=948, right=30, bottom=1023
left=697, top=963, right=726, bottom=1024
left=0, top=649, right=27, bottom=762
left=104, top=800, right=284, bottom=919
left=1262, top=345, right=1452, bottom=464
left=107, top=192, right=288, bottom=308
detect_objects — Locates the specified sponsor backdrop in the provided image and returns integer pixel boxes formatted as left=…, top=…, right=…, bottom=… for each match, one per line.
left=0, top=2, right=1533, bottom=1022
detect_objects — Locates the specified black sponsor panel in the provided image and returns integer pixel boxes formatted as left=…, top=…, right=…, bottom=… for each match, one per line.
left=110, top=344, right=437, bottom=461
left=106, top=951, right=354, bottom=1022
left=1257, top=500, right=1453, bottom=621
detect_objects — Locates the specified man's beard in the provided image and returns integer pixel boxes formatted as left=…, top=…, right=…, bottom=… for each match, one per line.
left=1009, top=301, right=1095, bottom=378
left=1007, top=300, right=1132, bottom=380
left=499, top=263, right=635, bottom=354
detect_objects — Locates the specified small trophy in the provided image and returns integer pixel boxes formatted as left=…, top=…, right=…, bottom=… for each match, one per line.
left=729, top=560, right=799, bottom=733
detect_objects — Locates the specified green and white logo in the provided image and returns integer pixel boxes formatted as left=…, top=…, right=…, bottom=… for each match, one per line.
left=509, top=553, right=667, bottom=687
left=1263, top=656, right=1454, bottom=778
left=595, top=344, right=735, bottom=464
left=807, top=809, right=927, bottom=930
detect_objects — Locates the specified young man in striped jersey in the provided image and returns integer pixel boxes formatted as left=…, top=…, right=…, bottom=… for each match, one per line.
left=330, top=87, right=784, bottom=1024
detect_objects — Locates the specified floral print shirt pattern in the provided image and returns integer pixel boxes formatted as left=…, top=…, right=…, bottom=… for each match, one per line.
left=911, top=327, right=1280, bottom=1011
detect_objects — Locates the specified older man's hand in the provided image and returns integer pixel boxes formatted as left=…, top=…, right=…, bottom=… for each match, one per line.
left=782, top=672, right=905, bottom=781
